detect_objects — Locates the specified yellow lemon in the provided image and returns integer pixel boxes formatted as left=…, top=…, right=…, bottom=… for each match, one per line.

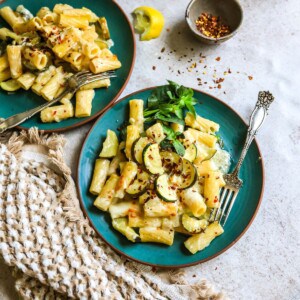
left=133, top=6, right=164, bottom=41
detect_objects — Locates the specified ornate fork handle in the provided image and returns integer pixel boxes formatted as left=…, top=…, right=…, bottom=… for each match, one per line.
left=231, top=91, right=275, bottom=177
left=0, top=89, right=70, bottom=133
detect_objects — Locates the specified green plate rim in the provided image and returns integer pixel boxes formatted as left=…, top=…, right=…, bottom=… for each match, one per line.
left=9, top=0, right=136, bottom=133
left=76, top=87, right=265, bottom=268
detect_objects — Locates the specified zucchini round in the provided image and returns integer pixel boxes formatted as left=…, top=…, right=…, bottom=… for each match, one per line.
left=160, top=151, right=183, bottom=173
left=155, top=174, right=178, bottom=202
left=182, top=214, right=208, bottom=233
left=196, top=143, right=217, bottom=162
left=177, top=158, right=198, bottom=189
left=126, top=169, right=149, bottom=197
left=132, top=137, right=151, bottom=164
left=143, top=143, right=164, bottom=175
left=183, top=143, right=197, bottom=162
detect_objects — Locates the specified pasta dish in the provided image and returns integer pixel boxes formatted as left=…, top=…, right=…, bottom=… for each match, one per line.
left=0, top=4, right=121, bottom=123
left=89, top=83, right=230, bottom=255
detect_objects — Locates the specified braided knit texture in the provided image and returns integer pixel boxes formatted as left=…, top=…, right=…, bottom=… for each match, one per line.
left=0, top=129, right=226, bottom=300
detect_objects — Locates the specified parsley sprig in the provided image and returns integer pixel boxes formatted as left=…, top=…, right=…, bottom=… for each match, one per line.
left=144, top=81, right=197, bottom=124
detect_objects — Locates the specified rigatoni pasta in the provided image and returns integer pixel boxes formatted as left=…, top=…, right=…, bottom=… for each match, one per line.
left=89, top=95, right=231, bottom=255
left=0, top=3, right=121, bottom=123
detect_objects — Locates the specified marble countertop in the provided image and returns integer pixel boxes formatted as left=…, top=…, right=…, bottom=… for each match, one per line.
left=1, top=0, right=300, bottom=299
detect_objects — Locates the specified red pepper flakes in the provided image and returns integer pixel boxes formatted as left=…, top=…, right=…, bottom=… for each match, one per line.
left=215, top=56, right=221, bottom=61
left=248, top=75, right=253, bottom=80
left=195, top=13, right=231, bottom=38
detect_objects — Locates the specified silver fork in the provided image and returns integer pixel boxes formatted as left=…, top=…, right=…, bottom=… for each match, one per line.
left=0, top=70, right=116, bottom=133
left=210, top=91, right=275, bottom=226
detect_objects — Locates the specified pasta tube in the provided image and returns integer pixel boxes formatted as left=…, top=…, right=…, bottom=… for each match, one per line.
left=185, top=112, right=220, bottom=133
left=94, top=174, right=120, bottom=211
left=41, top=66, right=64, bottom=101
left=0, top=7, right=23, bottom=28
left=184, top=222, right=224, bottom=254
left=75, top=89, right=95, bottom=117
left=17, top=72, right=36, bottom=90
left=79, top=78, right=110, bottom=90
left=7, top=45, right=22, bottom=78
left=89, top=52, right=121, bottom=74
left=31, top=65, right=56, bottom=95
left=0, top=54, right=9, bottom=72
left=204, top=171, right=226, bottom=208
left=114, top=161, right=138, bottom=198
left=89, top=159, right=110, bottom=195
left=23, top=47, right=48, bottom=70
left=129, top=99, right=144, bottom=133
left=125, top=125, right=140, bottom=160
left=40, top=102, right=74, bottom=123
left=180, top=187, right=207, bottom=217
left=0, top=69, right=11, bottom=82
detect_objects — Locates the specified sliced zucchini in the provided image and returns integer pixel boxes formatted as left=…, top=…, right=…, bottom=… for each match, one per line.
left=177, top=159, right=198, bottom=189
left=146, top=123, right=165, bottom=143
left=143, top=143, right=164, bottom=175
left=140, top=227, right=174, bottom=246
left=183, top=143, right=197, bottom=162
left=99, top=129, right=119, bottom=158
left=132, top=137, right=151, bottom=164
left=196, top=142, right=217, bottom=162
left=126, top=169, right=150, bottom=197
left=160, top=151, right=183, bottom=173
left=182, top=214, right=208, bottom=234
left=112, top=217, right=140, bottom=242
left=155, top=174, right=178, bottom=202
left=0, top=79, right=21, bottom=92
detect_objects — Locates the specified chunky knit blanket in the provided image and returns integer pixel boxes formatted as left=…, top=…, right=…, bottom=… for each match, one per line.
left=0, top=128, right=226, bottom=300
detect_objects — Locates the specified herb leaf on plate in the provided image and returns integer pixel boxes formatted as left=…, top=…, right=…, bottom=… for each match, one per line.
left=161, top=125, right=185, bottom=156
left=144, top=81, right=197, bottom=123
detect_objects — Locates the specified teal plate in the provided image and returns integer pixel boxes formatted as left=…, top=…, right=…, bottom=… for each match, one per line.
left=0, top=0, right=135, bottom=132
left=77, top=87, right=264, bottom=268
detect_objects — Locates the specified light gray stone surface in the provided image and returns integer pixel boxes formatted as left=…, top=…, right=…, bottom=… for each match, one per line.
left=1, top=0, right=300, bottom=299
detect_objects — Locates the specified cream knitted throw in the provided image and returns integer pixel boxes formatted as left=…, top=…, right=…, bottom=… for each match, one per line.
left=0, top=128, right=226, bottom=300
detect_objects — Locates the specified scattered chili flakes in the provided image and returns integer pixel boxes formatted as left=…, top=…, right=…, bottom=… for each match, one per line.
left=195, top=13, right=231, bottom=38
left=217, top=84, right=222, bottom=89
left=215, top=56, right=221, bottom=61
left=248, top=75, right=253, bottom=80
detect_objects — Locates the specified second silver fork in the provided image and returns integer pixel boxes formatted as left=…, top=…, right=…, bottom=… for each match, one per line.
left=0, top=70, right=116, bottom=133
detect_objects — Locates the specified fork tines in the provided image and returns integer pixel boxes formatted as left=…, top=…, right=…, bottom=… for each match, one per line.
left=209, top=187, right=239, bottom=226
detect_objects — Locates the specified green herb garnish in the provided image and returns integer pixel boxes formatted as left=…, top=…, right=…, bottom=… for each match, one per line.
left=144, top=81, right=197, bottom=123
left=161, top=125, right=185, bottom=156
